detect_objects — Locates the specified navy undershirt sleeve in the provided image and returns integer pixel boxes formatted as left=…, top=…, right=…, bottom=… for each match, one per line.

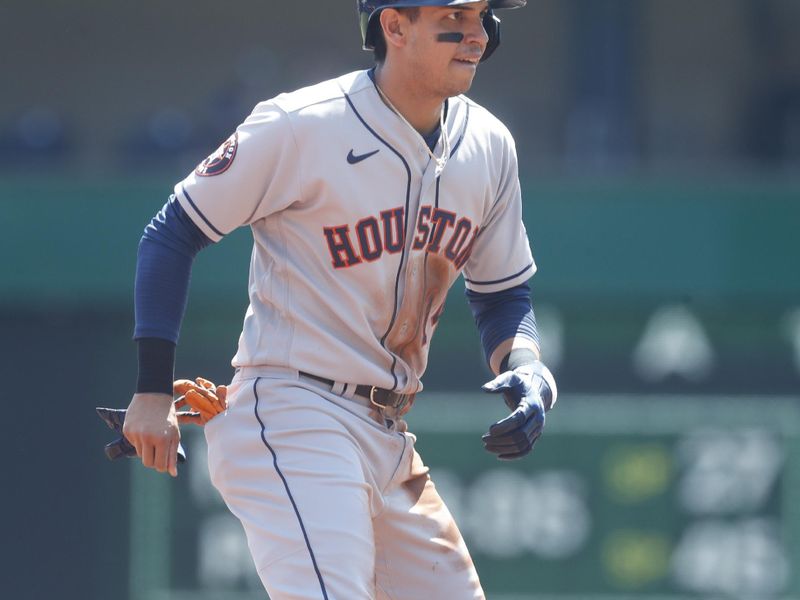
left=134, top=195, right=213, bottom=393
left=465, top=282, right=540, bottom=369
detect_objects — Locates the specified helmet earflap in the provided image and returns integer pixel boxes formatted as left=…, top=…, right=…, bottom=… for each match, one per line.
left=480, top=10, right=501, bottom=62
left=360, top=9, right=375, bottom=50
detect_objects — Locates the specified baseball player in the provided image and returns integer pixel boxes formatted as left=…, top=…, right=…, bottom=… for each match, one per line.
left=122, top=1, right=557, bottom=598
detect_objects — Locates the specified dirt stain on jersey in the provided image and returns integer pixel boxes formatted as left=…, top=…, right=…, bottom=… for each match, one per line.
left=384, top=252, right=456, bottom=386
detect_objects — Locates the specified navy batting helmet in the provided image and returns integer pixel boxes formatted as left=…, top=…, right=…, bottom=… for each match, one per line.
left=357, top=0, right=527, bottom=62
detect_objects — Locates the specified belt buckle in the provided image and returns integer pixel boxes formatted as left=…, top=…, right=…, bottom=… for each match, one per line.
left=369, top=386, right=402, bottom=422
left=369, top=386, right=383, bottom=409
left=370, top=386, right=413, bottom=415
left=369, top=386, right=399, bottom=411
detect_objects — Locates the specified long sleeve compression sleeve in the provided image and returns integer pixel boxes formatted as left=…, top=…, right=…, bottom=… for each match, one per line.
left=134, top=195, right=213, bottom=393
left=465, top=282, right=540, bottom=370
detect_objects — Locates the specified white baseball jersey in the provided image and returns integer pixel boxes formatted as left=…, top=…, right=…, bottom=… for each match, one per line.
left=176, top=69, right=535, bottom=394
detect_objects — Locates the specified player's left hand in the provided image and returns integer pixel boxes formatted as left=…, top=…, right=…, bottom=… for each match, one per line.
left=173, top=377, right=228, bottom=425
left=481, top=361, right=557, bottom=460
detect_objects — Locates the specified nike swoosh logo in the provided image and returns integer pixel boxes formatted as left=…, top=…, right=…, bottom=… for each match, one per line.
left=347, top=149, right=380, bottom=164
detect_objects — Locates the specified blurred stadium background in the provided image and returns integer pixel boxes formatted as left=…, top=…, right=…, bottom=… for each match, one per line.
left=2, top=0, right=799, bottom=598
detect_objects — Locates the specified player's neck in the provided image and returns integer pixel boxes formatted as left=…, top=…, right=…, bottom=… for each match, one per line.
left=374, top=64, right=444, bottom=136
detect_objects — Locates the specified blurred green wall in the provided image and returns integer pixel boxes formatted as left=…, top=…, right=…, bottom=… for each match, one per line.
left=3, top=176, right=799, bottom=303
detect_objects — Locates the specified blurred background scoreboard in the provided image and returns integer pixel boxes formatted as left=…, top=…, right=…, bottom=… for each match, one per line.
left=131, top=395, right=800, bottom=600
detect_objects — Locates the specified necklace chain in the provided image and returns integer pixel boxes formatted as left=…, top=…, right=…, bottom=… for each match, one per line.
left=374, top=82, right=450, bottom=177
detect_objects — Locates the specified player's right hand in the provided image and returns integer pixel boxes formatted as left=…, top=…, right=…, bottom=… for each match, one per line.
left=123, top=393, right=181, bottom=477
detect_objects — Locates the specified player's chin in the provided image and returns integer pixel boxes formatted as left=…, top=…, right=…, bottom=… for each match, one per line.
left=447, top=59, right=479, bottom=92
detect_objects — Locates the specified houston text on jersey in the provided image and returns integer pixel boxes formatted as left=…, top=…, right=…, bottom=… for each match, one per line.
left=323, top=205, right=479, bottom=270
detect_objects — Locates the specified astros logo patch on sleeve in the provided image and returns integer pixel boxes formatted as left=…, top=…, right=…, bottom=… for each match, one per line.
left=195, top=132, right=238, bottom=177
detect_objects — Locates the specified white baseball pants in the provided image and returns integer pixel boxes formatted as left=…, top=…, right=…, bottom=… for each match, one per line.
left=204, top=367, right=485, bottom=600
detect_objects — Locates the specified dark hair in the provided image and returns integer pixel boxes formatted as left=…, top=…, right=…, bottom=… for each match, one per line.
left=372, top=7, right=420, bottom=64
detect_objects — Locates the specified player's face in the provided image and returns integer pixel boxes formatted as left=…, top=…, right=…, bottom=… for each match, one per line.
left=405, top=3, right=490, bottom=98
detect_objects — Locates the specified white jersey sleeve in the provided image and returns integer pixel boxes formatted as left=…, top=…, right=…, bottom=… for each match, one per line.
left=174, top=102, right=300, bottom=242
left=462, top=132, right=536, bottom=294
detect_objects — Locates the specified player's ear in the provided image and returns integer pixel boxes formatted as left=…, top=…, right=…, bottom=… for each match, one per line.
left=380, top=8, right=409, bottom=51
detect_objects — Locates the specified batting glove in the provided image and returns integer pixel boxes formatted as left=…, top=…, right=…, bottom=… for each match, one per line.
left=481, top=361, right=557, bottom=460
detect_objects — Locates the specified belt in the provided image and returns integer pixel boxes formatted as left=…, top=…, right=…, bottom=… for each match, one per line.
left=299, top=371, right=415, bottom=414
